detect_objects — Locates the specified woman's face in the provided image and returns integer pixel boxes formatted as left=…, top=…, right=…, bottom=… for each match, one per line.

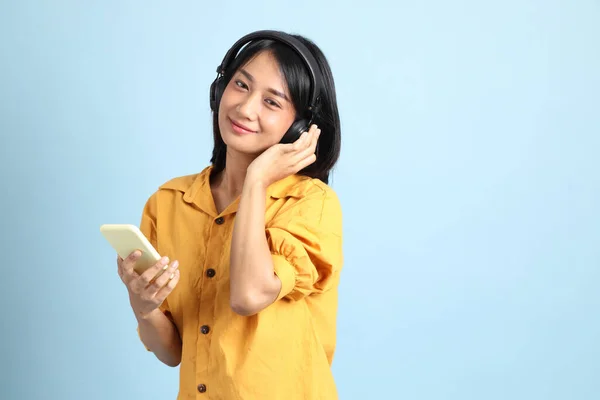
left=218, top=50, right=297, bottom=156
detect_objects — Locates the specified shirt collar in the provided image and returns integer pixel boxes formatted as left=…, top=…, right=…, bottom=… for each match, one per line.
left=166, top=165, right=309, bottom=217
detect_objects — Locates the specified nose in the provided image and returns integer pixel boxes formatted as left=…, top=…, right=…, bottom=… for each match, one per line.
left=236, top=92, right=261, bottom=120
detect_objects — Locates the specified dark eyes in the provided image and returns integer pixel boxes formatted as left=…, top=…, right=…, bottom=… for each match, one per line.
left=234, top=80, right=248, bottom=90
left=233, top=79, right=281, bottom=109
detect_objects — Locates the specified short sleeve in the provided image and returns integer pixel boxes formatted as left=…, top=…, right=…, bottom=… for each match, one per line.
left=266, top=189, right=343, bottom=302
left=137, top=192, right=174, bottom=350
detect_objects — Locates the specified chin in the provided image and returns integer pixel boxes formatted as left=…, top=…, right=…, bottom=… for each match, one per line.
left=228, top=139, right=265, bottom=156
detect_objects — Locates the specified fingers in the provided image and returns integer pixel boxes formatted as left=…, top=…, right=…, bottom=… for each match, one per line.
left=292, top=124, right=318, bottom=151
left=146, top=260, right=180, bottom=296
left=294, top=152, right=317, bottom=171
left=291, top=125, right=320, bottom=167
left=155, top=269, right=181, bottom=302
left=281, top=124, right=318, bottom=154
left=130, top=256, right=171, bottom=293
left=308, top=126, right=320, bottom=152
left=117, top=256, right=124, bottom=279
left=119, top=250, right=141, bottom=284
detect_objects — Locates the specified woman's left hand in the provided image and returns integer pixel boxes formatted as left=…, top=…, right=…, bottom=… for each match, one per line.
left=246, top=124, right=320, bottom=188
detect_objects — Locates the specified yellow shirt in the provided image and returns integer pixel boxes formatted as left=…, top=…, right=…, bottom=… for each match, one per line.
left=138, top=165, right=343, bottom=400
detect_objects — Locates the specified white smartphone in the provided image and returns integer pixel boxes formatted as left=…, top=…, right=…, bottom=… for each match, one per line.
left=100, top=224, right=161, bottom=274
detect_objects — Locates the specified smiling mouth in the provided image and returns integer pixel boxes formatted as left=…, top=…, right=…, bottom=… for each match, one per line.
left=229, top=118, right=257, bottom=134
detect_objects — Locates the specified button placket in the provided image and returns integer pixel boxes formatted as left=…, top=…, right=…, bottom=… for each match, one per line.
left=196, top=214, right=224, bottom=393
left=201, top=268, right=216, bottom=337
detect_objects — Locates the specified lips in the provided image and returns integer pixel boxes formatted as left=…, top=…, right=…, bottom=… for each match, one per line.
left=229, top=118, right=257, bottom=135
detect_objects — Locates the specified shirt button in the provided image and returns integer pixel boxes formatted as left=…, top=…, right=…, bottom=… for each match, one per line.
left=197, top=384, right=206, bottom=393
left=200, top=325, right=210, bottom=334
left=206, top=268, right=216, bottom=278
left=215, top=216, right=224, bottom=225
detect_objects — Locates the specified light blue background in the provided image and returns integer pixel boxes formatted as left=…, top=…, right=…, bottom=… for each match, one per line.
left=1, top=1, right=599, bottom=399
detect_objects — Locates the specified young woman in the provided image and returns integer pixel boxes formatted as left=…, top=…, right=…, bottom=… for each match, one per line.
left=116, top=30, right=343, bottom=399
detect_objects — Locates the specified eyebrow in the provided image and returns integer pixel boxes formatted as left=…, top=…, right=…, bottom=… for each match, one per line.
left=239, top=69, right=290, bottom=102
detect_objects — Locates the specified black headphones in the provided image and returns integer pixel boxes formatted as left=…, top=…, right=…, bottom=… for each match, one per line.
left=209, top=30, right=322, bottom=144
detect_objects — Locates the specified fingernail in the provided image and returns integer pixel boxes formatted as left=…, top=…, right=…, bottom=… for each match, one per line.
left=173, top=260, right=179, bottom=269
left=161, top=256, right=169, bottom=264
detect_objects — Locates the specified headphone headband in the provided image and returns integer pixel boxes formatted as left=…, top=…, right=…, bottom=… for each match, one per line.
left=215, top=30, right=322, bottom=111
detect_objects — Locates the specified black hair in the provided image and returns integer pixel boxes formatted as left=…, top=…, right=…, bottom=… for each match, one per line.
left=209, top=33, right=341, bottom=184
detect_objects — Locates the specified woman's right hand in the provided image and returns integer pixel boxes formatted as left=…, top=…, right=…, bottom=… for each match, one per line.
left=117, top=250, right=180, bottom=319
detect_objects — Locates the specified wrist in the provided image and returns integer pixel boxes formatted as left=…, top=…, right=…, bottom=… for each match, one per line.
left=135, top=307, right=161, bottom=322
left=243, top=172, right=269, bottom=192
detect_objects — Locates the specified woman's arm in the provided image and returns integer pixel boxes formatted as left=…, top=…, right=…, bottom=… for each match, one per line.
left=229, top=178, right=282, bottom=316
left=119, top=250, right=182, bottom=367
left=137, top=308, right=182, bottom=367
left=229, top=126, right=320, bottom=316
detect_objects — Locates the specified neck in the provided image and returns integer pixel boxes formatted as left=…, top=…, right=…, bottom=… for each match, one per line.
left=215, top=147, right=256, bottom=199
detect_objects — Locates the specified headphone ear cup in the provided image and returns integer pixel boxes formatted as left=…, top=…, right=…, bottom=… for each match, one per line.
left=280, top=119, right=309, bottom=144
left=210, top=77, right=226, bottom=112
